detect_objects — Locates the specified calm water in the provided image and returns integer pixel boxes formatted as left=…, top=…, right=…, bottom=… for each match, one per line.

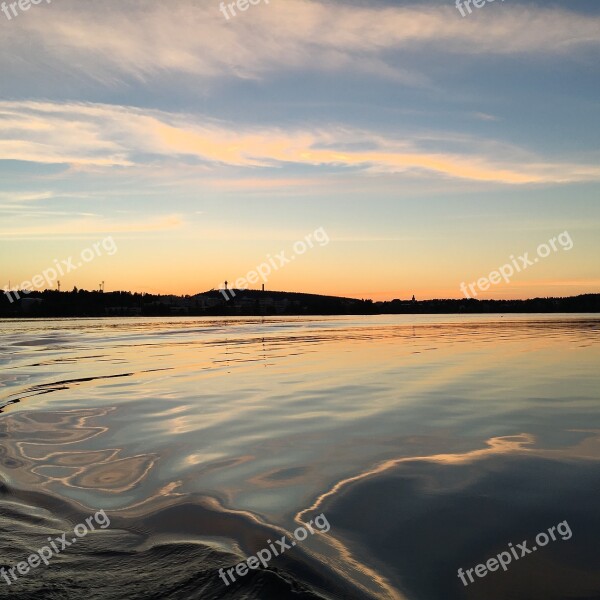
left=0, top=315, right=599, bottom=599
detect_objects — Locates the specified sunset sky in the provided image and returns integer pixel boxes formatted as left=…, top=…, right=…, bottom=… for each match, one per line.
left=1, top=0, right=599, bottom=300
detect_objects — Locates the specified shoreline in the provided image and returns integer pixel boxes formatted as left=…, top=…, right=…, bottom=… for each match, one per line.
left=1, top=291, right=599, bottom=318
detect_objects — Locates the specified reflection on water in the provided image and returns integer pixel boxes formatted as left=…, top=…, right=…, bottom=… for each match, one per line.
left=0, top=315, right=599, bottom=599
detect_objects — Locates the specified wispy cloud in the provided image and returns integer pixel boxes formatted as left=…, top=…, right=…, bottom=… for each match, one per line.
left=0, top=191, right=55, bottom=203
left=2, top=101, right=599, bottom=184
left=0, top=1, right=598, bottom=86
left=0, top=213, right=183, bottom=238
left=474, top=113, right=499, bottom=122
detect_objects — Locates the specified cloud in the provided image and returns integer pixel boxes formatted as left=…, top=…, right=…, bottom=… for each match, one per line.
left=0, top=1, right=598, bottom=86
left=0, top=191, right=55, bottom=203
left=205, top=177, right=330, bottom=190
left=474, top=113, right=499, bottom=122
left=1, top=101, right=599, bottom=185
left=0, top=213, right=183, bottom=237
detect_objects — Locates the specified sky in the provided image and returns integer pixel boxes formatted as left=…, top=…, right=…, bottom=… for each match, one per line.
left=0, top=0, right=599, bottom=301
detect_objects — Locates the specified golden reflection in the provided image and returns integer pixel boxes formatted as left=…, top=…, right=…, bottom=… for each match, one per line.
left=293, top=431, right=600, bottom=600
left=0, top=408, right=157, bottom=493
left=297, top=434, right=535, bottom=525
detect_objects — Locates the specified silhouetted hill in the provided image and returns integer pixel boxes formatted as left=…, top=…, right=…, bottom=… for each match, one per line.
left=0, top=288, right=599, bottom=318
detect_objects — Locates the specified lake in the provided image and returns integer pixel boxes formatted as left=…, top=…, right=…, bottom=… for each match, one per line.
left=1, top=315, right=599, bottom=599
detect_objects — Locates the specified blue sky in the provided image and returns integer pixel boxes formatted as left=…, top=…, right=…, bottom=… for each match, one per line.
left=1, top=0, right=599, bottom=299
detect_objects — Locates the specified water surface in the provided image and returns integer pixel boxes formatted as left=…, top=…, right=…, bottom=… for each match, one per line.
left=1, top=315, right=599, bottom=599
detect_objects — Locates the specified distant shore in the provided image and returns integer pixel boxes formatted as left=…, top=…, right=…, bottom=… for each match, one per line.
left=1, top=289, right=599, bottom=318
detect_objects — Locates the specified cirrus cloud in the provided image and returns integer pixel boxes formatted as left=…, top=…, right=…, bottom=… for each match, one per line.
left=0, top=1, right=598, bottom=86
left=1, top=101, right=599, bottom=185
